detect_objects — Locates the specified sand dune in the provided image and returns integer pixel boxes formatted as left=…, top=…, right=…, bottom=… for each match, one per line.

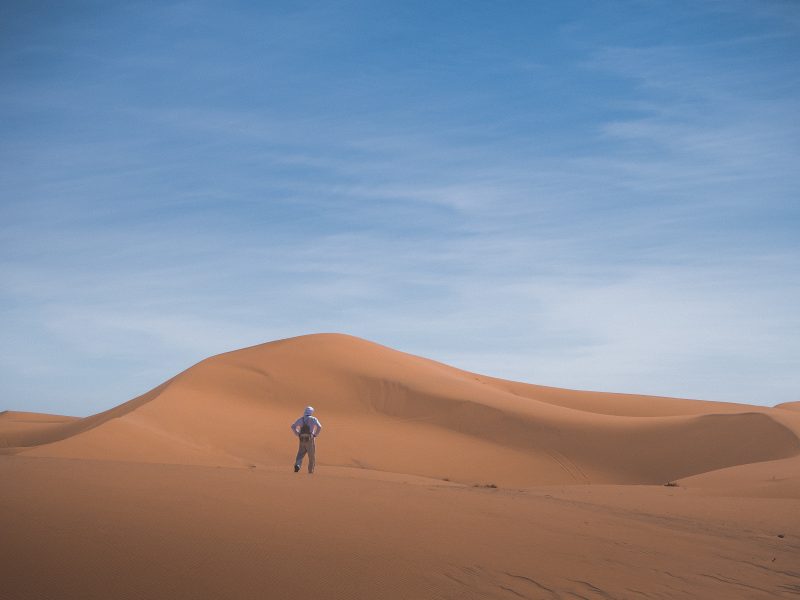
left=5, top=333, right=798, bottom=487
left=682, top=454, right=800, bottom=498
left=0, top=410, right=78, bottom=452
left=3, top=334, right=799, bottom=599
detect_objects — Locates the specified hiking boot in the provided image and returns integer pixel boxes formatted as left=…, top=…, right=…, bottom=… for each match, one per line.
left=294, top=465, right=300, bottom=472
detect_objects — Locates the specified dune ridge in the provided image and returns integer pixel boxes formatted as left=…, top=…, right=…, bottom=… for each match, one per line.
left=5, top=334, right=798, bottom=487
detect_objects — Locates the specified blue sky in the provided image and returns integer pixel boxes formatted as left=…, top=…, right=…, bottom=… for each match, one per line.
left=2, top=1, right=799, bottom=416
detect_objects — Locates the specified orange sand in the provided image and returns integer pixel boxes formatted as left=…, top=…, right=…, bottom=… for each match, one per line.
left=2, top=334, right=798, bottom=598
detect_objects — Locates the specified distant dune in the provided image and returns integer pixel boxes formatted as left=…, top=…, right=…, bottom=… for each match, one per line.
left=0, top=411, right=79, bottom=454
left=2, top=334, right=799, bottom=599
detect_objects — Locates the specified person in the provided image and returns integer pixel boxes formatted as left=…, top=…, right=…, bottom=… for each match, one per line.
left=290, top=406, right=322, bottom=473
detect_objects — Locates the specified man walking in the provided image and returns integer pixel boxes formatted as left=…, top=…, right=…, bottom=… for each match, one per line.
left=290, top=406, right=322, bottom=473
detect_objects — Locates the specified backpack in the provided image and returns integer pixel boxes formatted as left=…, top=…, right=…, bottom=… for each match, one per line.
left=299, top=416, right=311, bottom=436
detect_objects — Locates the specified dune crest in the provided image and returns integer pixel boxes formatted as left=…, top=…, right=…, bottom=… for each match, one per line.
left=6, top=333, right=800, bottom=486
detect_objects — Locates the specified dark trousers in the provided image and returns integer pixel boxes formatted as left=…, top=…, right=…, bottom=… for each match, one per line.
left=295, top=434, right=315, bottom=473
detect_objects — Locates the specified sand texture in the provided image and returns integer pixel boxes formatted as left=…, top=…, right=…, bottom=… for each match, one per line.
left=2, top=333, right=799, bottom=598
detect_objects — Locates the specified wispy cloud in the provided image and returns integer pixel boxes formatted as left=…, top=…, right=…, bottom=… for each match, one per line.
left=1, top=1, right=798, bottom=414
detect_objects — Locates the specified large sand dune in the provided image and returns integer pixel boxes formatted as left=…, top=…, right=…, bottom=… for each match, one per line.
left=4, top=333, right=799, bottom=486
left=2, top=333, right=799, bottom=599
